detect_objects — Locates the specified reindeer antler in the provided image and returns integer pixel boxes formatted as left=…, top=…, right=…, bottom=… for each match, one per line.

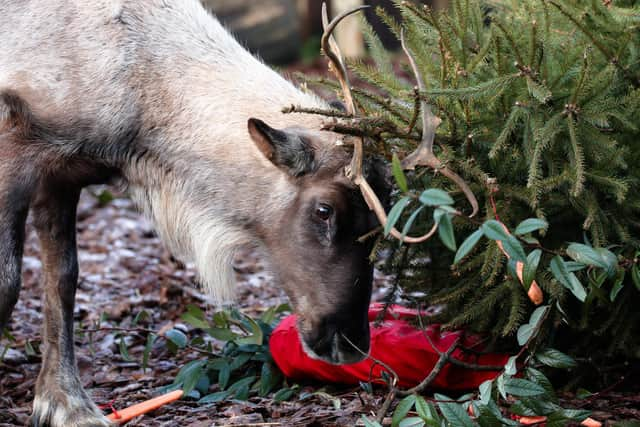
left=322, top=3, right=441, bottom=243
left=400, top=30, right=479, bottom=218
left=321, top=3, right=367, bottom=182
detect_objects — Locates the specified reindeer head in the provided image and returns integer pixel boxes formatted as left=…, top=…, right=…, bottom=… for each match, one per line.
left=248, top=117, right=388, bottom=364
left=248, top=3, right=478, bottom=365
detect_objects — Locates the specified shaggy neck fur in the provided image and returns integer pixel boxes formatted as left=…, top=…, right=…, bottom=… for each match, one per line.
left=121, top=0, right=331, bottom=301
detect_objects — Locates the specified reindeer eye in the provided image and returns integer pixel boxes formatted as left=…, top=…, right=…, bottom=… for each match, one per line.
left=315, top=204, right=333, bottom=221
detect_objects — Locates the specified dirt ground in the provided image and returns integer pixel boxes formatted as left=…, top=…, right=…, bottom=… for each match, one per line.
left=2, top=190, right=638, bottom=427
left=0, top=188, right=397, bottom=426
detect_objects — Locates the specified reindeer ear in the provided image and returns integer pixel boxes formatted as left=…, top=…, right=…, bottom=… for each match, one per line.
left=248, top=118, right=315, bottom=177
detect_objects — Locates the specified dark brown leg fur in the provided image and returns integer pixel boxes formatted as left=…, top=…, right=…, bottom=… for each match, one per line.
left=29, top=183, right=112, bottom=427
left=0, top=140, right=35, bottom=334
left=3, top=92, right=114, bottom=426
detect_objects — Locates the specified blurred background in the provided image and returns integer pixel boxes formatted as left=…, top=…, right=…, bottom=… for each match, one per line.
left=200, top=0, right=449, bottom=64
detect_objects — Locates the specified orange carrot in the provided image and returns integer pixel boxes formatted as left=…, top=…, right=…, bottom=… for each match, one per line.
left=518, top=415, right=547, bottom=425
left=581, top=417, right=602, bottom=427
left=106, top=389, right=184, bottom=424
left=527, top=281, right=544, bottom=305
left=467, top=404, right=476, bottom=417
left=495, top=223, right=544, bottom=305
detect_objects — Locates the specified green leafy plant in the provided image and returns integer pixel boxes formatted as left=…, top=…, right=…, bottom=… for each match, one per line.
left=0, top=328, right=15, bottom=362
left=163, top=304, right=295, bottom=402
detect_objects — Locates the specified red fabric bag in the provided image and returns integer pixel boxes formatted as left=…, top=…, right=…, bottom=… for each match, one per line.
left=269, top=304, right=509, bottom=390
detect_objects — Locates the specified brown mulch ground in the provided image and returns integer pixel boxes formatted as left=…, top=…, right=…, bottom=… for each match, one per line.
left=2, top=189, right=638, bottom=427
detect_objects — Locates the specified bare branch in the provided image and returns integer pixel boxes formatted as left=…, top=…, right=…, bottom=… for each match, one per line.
left=282, top=104, right=353, bottom=118
left=321, top=2, right=367, bottom=181
left=416, top=309, right=506, bottom=371
left=340, top=333, right=400, bottom=424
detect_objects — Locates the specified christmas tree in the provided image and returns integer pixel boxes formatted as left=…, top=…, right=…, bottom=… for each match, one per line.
left=296, top=0, right=640, bottom=364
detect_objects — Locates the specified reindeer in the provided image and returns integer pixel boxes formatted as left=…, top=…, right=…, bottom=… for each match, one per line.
left=0, top=1, right=477, bottom=426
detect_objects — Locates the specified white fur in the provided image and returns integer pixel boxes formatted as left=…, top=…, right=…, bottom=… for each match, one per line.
left=119, top=1, right=327, bottom=301
left=129, top=182, right=254, bottom=302
left=1, top=0, right=332, bottom=303
left=32, top=394, right=112, bottom=427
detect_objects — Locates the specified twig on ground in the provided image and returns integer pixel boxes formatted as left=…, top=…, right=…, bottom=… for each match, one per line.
left=81, top=326, right=221, bottom=358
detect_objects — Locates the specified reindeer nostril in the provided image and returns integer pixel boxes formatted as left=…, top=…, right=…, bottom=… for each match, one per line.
left=339, top=332, right=369, bottom=358
left=299, top=315, right=371, bottom=364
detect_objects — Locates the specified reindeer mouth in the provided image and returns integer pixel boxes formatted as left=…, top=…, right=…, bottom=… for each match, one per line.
left=298, top=324, right=370, bottom=365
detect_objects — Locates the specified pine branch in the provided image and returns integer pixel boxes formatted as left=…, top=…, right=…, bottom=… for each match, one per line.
left=418, top=74, right=519, bottom=101
left=548, top=0, right=640, bottom=87
left=566, top=115, right=586, bottom=198
left=501, top=281, right=527, bottom=337
left=490, top=103, right=527, bottom=159
left=298, top=0, right=640, bottom=351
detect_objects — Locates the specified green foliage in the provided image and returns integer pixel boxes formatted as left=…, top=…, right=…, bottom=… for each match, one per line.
left=0, top=328, right=15, bottom=362
left=364, top=349, right=586, bottom=427
left=90, top=188, right=115, bottom=206
left=393, top=395, right=417, bottom=426
left=517, top=305, right=549, bottom=345
left=303, top=3, right=640, bottom=423
left=435, top=394, right=475, bottom=427
left=163, top=304, right=293, bottom=402
left=306, top=0, right=640, bottom=359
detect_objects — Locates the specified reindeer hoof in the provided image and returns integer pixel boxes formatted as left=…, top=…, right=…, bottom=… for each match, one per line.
left=31, top=394, right=112, bottom=427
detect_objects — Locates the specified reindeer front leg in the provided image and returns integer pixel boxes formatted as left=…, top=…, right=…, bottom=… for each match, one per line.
left=0, top=156, right=33, bottom=332
left=31, top=184, right=111, bottom=427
